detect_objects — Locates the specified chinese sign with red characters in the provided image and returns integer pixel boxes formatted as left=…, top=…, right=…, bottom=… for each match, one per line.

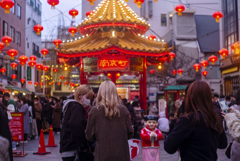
left=8, top=112, right=24, bottom=141
left=98, top=56, right=130, bottom=71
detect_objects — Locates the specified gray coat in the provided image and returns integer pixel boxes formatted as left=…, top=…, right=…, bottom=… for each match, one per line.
left=18, top=103, right=30, bottom=134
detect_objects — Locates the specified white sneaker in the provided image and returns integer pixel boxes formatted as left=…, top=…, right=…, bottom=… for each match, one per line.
left=24, top=141, right=28, bottom=143
left=12, top=147, right=17, bottom=151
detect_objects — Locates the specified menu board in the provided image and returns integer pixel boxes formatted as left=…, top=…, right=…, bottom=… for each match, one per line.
left=8, top=112, right=24, bottom=141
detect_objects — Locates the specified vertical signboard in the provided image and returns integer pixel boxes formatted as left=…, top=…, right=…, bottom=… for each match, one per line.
left=27, top=66, right=31, bottom=81
left=8, top=112, right=24, bottom=141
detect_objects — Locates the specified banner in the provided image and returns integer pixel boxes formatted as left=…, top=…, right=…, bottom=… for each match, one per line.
left=8, top=112, right=24, bottom=141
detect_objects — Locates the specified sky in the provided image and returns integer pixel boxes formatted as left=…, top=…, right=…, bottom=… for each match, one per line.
left=40, top=0, right=83, bottom=40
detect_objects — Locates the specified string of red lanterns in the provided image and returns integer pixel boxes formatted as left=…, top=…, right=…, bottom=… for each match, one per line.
left=29, top=55, right=37, bottom=61
left=202, top=71, right=208, bottom=77
left=43, top=66, right=50, bottom=73
left=28, top=60, right=36, bottom=68
left=200, top=60, right=209, bottom=69
left=0, top=42, right=4, bottom=53
left=169, top=52, right=176, bottom=61
left=11, top=74, right=17, bottom=80
left=172, top=70, right=177, bottom=76
left=28, top=81, right=32, bottom=85
left=177, top=69, right=183, bottom=75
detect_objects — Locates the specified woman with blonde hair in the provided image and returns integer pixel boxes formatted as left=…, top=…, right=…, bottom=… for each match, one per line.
left=60, top=84, right=93, bottom=161
left=86, top=81, right=134, bottom=161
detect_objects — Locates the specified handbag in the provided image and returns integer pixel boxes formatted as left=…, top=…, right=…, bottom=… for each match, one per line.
left=77, top=142, right=94, bottom=161
left=225, top=143, right=232, bottom=159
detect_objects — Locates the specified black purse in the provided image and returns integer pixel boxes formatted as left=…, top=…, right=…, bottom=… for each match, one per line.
left=77, top=143, right=94, bottom=161
left=225, top=143, right=232, bottom=159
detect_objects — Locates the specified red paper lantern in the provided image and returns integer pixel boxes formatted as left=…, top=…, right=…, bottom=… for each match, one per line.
left=34, top=82, right=38, bottom=87
left=202, top=71, right=208, bottom=76
left=219, top=48, right=229, bottom=59
left=28, top=81, right=32, bottom=85
left=36, top=63, right=43, bottom=71
left=29, top=55, right=37, bottom=61
left=58, top=82, right=61, bottom=86
left=53, top=68, right=58, bottom=73
left=68, top=27, right=77, bottom=37
left=33, top=24, right=43, bottom=35
left=47, top=0, right=59, bottom=9
left=19, top=55, right=28, bottom=64
left=28, top=60, right=36, bottom=68
left=43, top=66, right=50, bottom=73
left=69, top=9, right=79, bottom=19
left=193, top=63, right=201, bottom=72
left=60, top=75, right=65, bottom=80
left=200, top=60, right=209, bottom=69
left=175, top=4, right=185, bottom=16
left=213, top=11, right=223, bottom=23
left=86, top=11, right=94, bottom=17
left=11, top=62, right=17, bottom=70
left=177, top=69, right=183, bottom=75
left=19, top=61, right=26, bottom=66
left=169, top=52, right=176, bottom=61
left=64, top=81, right=69, bottom=85
left=148, top=35, right=156, bottom=41
left=2, top=36, right=12, bottom=46
left=149, top=69, right=155, bottom=74
left=7, top=49, right=18, bottom=59
left=134, top=0, right=144, bottom=8
left=0, top=42, right=5, bottom=53
left=53, top=39, right=62, bottom=48
left=20, top=79, right=25, bottom=84
left=11, top=74, right=17, bottom=80
left=0, top=68, right=6, bottom=74
left=49, top=82, right=54, bottom=86
left=107, top=73, right=112, bottom=79
left=231, top=42, right=240, bottom=54
left=87, top=0, right=96, bottom=5
left=208, top=55, right=218, bottom=65
left=70, top=82, right=75, bottom=87
left=172, top=70, right=177, bottom=76
left=0, top=0, right=14, bottom=13
left=40, top=48, right=49, bottom=57
left=116, top=73, right=120, bottom=80
left=39, top=82, right=43, bottom=86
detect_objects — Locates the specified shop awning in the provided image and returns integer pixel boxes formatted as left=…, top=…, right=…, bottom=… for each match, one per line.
left=5, top=86, right=32, bottom=94
left=164, top=85, right=187, bottom=91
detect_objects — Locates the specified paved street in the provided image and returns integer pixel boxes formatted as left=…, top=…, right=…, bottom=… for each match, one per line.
left=13, top=133, right=232, bottom=161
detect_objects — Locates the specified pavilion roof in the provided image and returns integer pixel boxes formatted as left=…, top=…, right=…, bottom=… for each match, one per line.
left=77, top=0, right=150, bottom=35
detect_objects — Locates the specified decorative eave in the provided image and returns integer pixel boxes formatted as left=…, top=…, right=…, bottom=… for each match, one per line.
left=77, top=0, right=150, bottom=35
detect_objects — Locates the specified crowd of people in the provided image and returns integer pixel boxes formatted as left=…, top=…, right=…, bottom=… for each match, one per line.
left=0, top=80, right=240, bottom=161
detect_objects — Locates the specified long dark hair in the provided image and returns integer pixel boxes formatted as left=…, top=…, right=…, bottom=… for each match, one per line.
left=2, top=92, right=10, bottom=107
left=185, top=80, right=223, bottom=133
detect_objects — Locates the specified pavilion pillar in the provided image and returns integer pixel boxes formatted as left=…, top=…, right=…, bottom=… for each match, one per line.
left=111, top=71, right=116, bottom=85
left=80, top=58, right=85, bottom=84
left=143, top=57, right=147, bottom=111
left=139, top=73, right=143, bottom=109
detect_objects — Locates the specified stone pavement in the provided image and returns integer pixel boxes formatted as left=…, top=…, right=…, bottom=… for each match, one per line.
left=14, top=133, right=232, bottom=161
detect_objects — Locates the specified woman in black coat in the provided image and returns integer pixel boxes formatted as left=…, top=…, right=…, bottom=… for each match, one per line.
left=164, top=81, right=227, bottom=161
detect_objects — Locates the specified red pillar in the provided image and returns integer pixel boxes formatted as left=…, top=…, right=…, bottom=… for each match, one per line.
left=80, top=58, right=85, bottom=84
left=143, top=58, right=147, bottom=111
left=111, top=71, right=116, bottom=84
left=139, top=74, right=143, bottom=108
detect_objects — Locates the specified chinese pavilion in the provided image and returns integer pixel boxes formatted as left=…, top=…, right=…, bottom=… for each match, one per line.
left=55, top=0, right=173, bottom=110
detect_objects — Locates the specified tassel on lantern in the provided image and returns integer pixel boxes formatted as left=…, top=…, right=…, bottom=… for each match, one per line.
left=5, top=9, right=10, bottom=13
left=71, top=33, right=74, bottom=37
left=137, top=4, right=141, bottom=8
left=154, top=0, right=158, bottom=2
left=125, top=0, right=129, bottom=2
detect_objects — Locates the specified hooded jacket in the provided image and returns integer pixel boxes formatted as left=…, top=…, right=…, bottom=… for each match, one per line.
left=158, top=111, right=169, bottom=132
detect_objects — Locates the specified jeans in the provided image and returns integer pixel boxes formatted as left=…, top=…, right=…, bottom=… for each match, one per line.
left=12, top=141, right=16, bottom=148
left=62, top=156, right=75, bottom=161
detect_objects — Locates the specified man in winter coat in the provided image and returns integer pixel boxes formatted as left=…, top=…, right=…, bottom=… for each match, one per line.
left=51, top=97, right=61, bottom=133
left=34, top=97, right=42, bottom=136
left=158, top=112, right=169, bottom=138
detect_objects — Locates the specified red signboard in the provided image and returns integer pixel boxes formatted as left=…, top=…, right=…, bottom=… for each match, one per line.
left=98, top=56, right=129, bottom=71
left=9, top=112, right=24, bottom=141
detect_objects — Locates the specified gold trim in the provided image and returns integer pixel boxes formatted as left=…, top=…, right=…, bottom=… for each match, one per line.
left=222, top=67, right=238, bottom=75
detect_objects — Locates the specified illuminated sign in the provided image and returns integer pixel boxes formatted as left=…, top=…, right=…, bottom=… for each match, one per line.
left=98, top=56, right=129, bottom=71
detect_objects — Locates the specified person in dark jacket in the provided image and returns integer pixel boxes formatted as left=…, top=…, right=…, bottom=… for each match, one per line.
left=168, top=113, right=177, bottom=134
left=164, top=81, right=227, bottom=161
left=60, top=84, right=93, bottom=161
left=51, top=97, right=61, bottom=133
left=42, top=98, right=51, bottom=131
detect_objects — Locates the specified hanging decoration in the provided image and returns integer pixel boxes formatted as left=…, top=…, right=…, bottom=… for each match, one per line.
left=175, top=4, right=185, bottom=16
left=149, top=69, right=155, bottom=74
left=218, top=48, right=229, bottom=59
left=58, top=82, right=61, bottom=86
left=53, top=68, right=58, bottom=73
left=7, top=49, right=18, bottom=59
left=47, top=0, right=59, bottom=9
left=19, top=55, right=28, bottom=66
left=212, top=11, right=223, bottom=23
left=2, top=36, right=12, bottom=46
left=116, top=73, right=121, bottom=80
left=107, top=73, right=112, bottom=79
left=11, top=62, right=17, bottom=70
left=231, top=42, right=240, bottom=54
left=172, top=70, right=177, bottom=76
left=28, top=81, right=32, bottom=85
left=20, top=79, right=25, bottom=84
left=70, top=82, right=75, bottom=87
left=148, top=35, right=156, bottom=41
left=43, top=66, right=50, bottom=73
left=33, top=24, right=43, bottom=35
left=60, top=75, right=65, bottom=80
left=39, top=82, right=43, bottom=86
left=202, top=71, right=208, bottom=76
left=34, top=82, right=38, bottom=87
left=29, top=55, right=37, bottom=61
left=0, top=42, right=5, bottom=53
left=68, top=27, right=77, bottom=37
left=208, top=55, right=218, bottom=65
left=0, top=68, right=6, bottom=74
left=28, top=60, right=36, bottom=68
left=40, top=48, right=49, bottom=57
left=177, top=69, right=183, bottom=75
left=36, top=63, right=43, bottom=71
left=86, top=11, right=94, bottom=17
left=200, top=60, right=209, bottom=69
left=69, top=9, right=79, bottom=19
left=193, top=64, right=201, bottom=72
left=49, top=82, right=54, bottom=86
left=53, top=39, right=62, bottom=48
left=11, top=74, right=17, bottom=80
left=169, top=52, right=176, bottom=61
left=158, top=63, right=162, bottom=69
left=0, top=0, right=14, bottom=13
left=134, top=0, right=144, bottom=8
left=87, top=0, right=96, bottom=5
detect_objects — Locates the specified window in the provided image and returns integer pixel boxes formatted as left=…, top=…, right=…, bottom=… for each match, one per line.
left=55, top=82, right=62, bottom=90
left=17, top=4, right=21, bottom=19
left=32, top=43, right=36, bottom=54
left=27, top=43, right=29, bottom=48
left=3, top=21, right=8, bottom=36
left=148, top=0, right=153, bottom=18
left=10, top=26, right=15, bottom=42
left=161, top=14, right=167, bottom=26
left=10, top=0, right=15, bottom=14
left=16, top=31, right=21, bottom=46
left=33, top=0, right=36, bottom=10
